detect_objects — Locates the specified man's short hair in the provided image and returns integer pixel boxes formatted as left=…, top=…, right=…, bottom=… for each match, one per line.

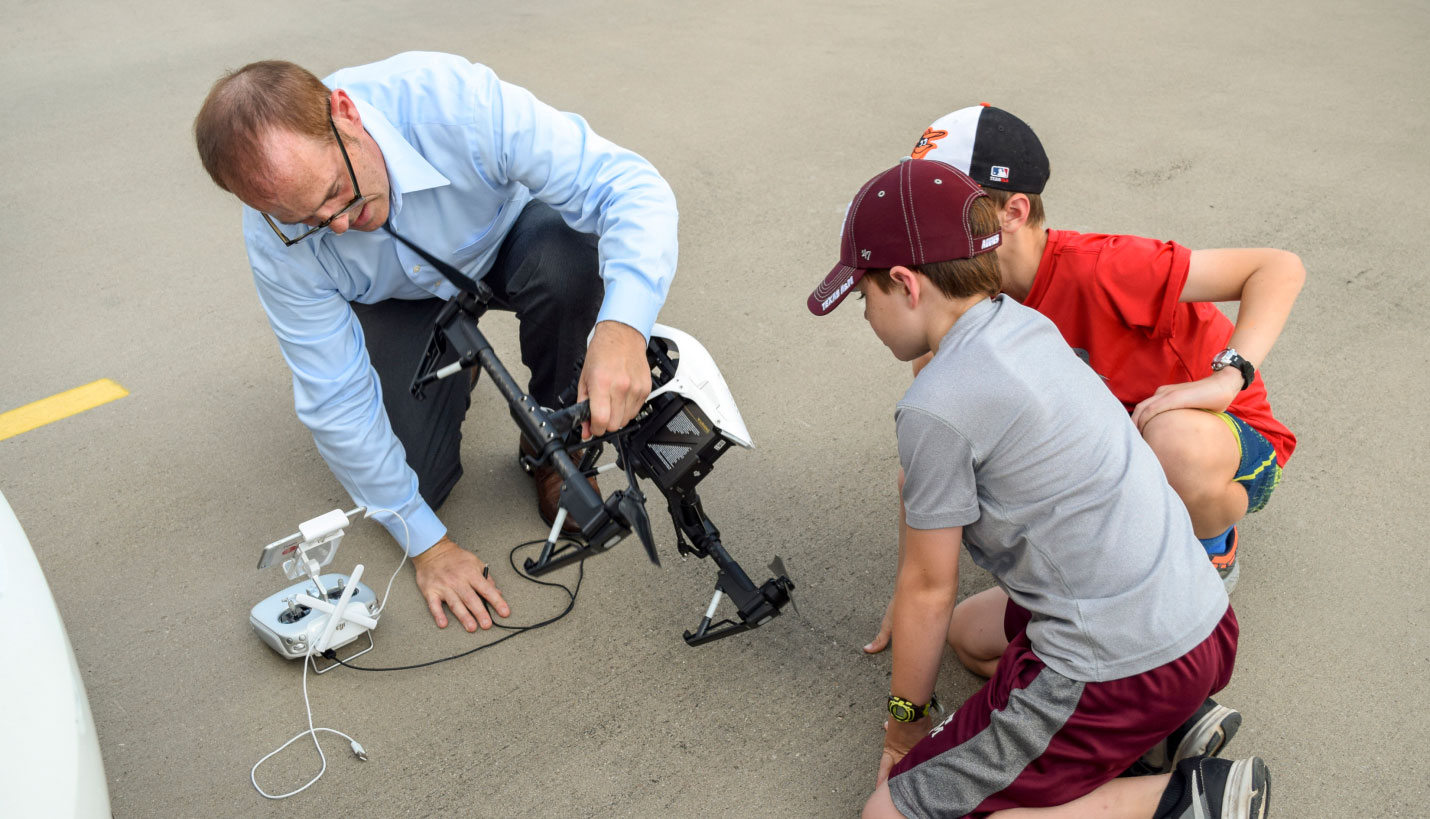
left=194, top=60, right=332, bottom=193
left=862, top=196, right=1003, bottom=300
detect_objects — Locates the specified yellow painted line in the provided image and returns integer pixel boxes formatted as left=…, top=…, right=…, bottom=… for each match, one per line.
left=0, top=379, right=129, bottom=441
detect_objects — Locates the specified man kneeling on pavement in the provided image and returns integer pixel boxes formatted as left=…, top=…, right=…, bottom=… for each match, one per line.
left=194, top=51, right=678, bottom=631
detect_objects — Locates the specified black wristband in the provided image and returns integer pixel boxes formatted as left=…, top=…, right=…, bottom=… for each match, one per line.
left=1231, top=356, right=1255, bottom=391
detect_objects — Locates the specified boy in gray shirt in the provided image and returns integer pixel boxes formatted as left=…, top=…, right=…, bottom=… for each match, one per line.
left=808, top=158, right=1270, bottom=819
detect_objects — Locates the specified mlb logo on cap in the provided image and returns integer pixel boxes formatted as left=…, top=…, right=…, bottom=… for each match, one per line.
left=990, top=165, right=1010, bottom=181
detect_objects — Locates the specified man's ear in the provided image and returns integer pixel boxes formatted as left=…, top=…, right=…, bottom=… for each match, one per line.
left=330, top=89, right=363, bottom=131
left=889, top=265, right=921, bottom=307
left=1000, top=193, right=1032, bottom=234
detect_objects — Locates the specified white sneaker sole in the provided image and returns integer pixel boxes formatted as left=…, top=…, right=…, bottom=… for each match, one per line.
left=1220, top=559, right=1240, bottom=594
left=1174, top=703, right=1242, bottom=766
left=1219, top=757, right=1270, bottom=819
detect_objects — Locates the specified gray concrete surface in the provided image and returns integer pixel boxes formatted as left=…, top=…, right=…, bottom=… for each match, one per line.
left=2, top=1, right=1427, bottom=816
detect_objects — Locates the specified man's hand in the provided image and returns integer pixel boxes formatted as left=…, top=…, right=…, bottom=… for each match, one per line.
left=578, top=320, right=652, bottom=437
left=411, top=536, right=511, bottom=631
left=864, top=596, right=894, bottom=654
left=1130, top=367, right=1242, bottom=432
left=876, top=717, right=931, bottom=787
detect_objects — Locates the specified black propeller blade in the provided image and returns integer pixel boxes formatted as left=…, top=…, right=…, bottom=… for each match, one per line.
left=768, top=555, right=798, bottom=616
left=620, top=487, right=660, bottom=567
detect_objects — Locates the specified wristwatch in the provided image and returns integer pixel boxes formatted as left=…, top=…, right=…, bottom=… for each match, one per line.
left=1211, top=348, right=1255, bottom=392
left=888, top=694, right=940, bottom=723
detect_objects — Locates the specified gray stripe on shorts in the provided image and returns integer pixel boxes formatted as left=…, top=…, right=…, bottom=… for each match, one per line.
left=889, top=668, right=1086, bottom=818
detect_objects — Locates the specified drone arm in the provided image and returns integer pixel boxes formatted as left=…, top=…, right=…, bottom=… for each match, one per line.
left=415, top=304, right=615, bottom=543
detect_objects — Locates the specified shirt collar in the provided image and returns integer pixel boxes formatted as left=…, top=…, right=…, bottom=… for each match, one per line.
left=352, top=98, right=450, bottom=218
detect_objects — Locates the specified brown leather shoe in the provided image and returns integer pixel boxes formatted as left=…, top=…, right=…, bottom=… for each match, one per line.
left=520, top=437, right=599, bottom=533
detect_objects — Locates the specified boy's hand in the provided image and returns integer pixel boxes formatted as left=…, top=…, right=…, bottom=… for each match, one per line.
left=1130, top=367, right=1242, bottom=432
left=864, top=596, right=894, bottom=653
left=876, top=717, right=931, bottom=786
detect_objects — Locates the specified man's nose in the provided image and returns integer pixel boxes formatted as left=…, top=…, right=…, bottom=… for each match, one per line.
left=329, top=212, right=352, bottom=234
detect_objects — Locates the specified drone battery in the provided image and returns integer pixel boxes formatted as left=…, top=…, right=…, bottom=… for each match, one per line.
left=629, top=394, right=731, bottom=495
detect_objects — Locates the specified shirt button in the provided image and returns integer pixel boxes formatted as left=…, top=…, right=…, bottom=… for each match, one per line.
left=412, top=265, right=421, bottom=273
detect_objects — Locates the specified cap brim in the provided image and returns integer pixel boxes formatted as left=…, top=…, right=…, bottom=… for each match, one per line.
left=808, top=263, right=865, bottom=316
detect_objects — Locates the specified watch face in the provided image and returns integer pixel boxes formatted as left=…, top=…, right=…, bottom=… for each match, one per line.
left=1213, top=348, right=1241, bottom=371
left=888, top=699, right=917, bottom=722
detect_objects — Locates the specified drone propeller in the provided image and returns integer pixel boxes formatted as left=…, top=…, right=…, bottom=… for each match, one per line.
left=619, top=486, right=660, bottom=567
left=768, top=555, right=798, bottom=616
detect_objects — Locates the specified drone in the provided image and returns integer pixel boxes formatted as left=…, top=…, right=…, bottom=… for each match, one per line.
left=397, top=230, right=796, bottom=646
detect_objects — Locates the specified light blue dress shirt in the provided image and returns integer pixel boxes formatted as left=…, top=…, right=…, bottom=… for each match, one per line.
left=241, top=52, right=679, bottom=555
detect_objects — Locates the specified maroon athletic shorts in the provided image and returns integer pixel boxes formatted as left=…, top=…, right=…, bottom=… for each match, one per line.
left=887, top=602, right=1238, bottom=818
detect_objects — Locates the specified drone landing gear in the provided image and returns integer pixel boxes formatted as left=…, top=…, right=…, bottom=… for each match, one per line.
left=517, top=420, right=796, bottom=646
left=521, top=453, right=632, bottom=575
left=669, top=495, right=796, bottom=646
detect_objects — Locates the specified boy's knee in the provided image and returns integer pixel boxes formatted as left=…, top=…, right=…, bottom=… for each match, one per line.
left=863, top=784, right=903, bottom=819
left=1141, top=410, right=1235, bottom=490
left=948, top=599, right=994, bottom=666
left=950, top=635, right=981, bottom=671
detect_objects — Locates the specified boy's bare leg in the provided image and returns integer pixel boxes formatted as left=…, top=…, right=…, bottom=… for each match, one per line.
left=1140, top=409, right=1246, bottom=538
left=865, top=774, right=1171, bottom=818
left=948, top=587, right=1010, bottom=678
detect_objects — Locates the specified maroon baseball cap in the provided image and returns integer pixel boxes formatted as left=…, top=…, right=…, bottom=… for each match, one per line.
left=808, top=158, right=1001, bottom=316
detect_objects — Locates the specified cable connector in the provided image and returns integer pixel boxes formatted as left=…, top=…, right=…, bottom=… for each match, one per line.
left=350, top=740, right=367, bottom=761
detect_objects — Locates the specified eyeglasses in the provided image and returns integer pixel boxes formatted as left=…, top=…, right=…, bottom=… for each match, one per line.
left=261, top=118, right=369, bottom=247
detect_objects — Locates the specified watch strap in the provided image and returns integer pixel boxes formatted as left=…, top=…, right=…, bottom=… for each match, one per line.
left=888, top=694, right=939, bottom=723
left=1213, top=348, right=1256, bottom=392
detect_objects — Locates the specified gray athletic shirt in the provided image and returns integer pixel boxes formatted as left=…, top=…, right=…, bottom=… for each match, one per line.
left=898, top=296, right=1227, bottom=683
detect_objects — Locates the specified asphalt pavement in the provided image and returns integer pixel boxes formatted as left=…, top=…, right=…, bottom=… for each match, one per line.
left=1, top=1, right=1427, bottom=816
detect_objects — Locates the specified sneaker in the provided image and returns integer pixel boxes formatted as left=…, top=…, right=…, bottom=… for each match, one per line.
left=1211, top=526, right=1240, bottom=594
left=1130, top=698, right=1242, bottom=775
left=1156, top=756, right=1270, bottom=819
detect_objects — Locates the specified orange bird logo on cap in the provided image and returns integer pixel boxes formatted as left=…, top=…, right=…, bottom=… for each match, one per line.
left=911, top=127, right=947, bottom=160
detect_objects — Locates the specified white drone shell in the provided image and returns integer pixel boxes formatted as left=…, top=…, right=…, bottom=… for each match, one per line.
left=646, top=324, right=754, bottom=449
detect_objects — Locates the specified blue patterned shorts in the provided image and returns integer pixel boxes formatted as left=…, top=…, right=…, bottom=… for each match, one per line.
left=1208, top=411, right=1283, bottom=514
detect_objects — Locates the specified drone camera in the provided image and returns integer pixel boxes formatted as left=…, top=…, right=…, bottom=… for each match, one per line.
left=627, top=392, right=732, bottom=496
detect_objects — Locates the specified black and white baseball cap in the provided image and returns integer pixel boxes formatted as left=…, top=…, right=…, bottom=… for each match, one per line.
left=909, top=104, right=1049, bottom=194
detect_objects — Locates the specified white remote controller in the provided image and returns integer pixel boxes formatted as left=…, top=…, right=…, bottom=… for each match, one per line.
left=249, top=573, right=377, bottom=660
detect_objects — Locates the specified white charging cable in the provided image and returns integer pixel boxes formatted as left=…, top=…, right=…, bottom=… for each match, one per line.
left=363, top=507, right=411, bottom=617
left=250, top=507, right=412, bottom=799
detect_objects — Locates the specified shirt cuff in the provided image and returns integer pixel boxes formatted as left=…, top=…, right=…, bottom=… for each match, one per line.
left=596, top=274, right=667, bottom=341
left=371, top=503, right=446, bottom=557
